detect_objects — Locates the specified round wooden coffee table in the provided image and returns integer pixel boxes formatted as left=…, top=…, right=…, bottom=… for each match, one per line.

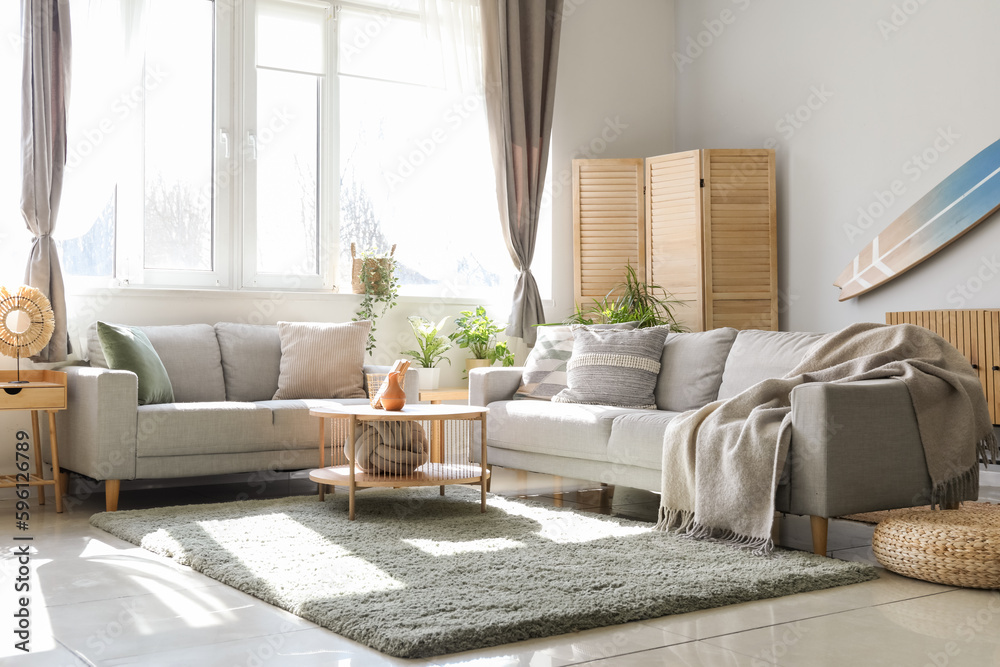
left=309, top=403, right=489, bottom=520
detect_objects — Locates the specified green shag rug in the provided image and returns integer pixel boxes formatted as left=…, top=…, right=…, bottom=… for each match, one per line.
left=91, top=486, right=877, bottom=658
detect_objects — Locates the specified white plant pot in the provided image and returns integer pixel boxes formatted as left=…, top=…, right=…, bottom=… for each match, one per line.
left=415, top=367, right=441, bottom=390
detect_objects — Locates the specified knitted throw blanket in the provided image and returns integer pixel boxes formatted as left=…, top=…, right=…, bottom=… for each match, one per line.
left=655, top=322, right=999, bottom=554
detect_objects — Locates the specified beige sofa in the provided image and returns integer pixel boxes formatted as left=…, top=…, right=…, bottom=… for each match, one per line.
left=54, top=322, right=417, bottom=511
left=471, top=328, right=946, bottom=555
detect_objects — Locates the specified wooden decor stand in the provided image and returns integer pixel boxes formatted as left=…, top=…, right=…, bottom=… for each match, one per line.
left=0, top=369, right=67, bottom=512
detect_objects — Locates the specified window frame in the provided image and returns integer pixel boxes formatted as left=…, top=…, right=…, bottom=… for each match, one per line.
left=239, top=0, right=337, bottom=291
left=111, top=0, right=233, bottom=289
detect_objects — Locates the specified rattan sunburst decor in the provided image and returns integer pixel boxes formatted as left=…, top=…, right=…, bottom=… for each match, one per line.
left=0, top=285, right=55, bottom=360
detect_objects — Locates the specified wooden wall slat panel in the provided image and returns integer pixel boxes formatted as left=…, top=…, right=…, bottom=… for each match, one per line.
left=887, top=310, right=999, bottom=424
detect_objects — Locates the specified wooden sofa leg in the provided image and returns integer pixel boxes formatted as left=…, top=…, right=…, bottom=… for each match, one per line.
left=810, top=515, right=828, bottom=556
left=105, top=480, right=121, bottom=512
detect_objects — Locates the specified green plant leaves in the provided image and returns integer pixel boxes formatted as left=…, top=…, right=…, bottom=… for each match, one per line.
left=353, top=248, right=400, bottom=355
left=403, top=316, right=452, bottom=368
left=448, top=306, right=511, bottom=363
left=565, top=263, right=687, bottom=332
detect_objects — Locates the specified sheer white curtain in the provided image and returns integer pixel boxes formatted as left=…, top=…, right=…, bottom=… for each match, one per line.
left=420, top=0, right=484, bottom=93
left=59, top=0, right=146, bottom=242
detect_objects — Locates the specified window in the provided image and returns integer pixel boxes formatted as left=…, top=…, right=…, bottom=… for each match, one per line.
left=242, top=0, right=332, bottom=289
left=336, top=3, right=510, bottom=297
left=48, top=0, right=548, bottom=299
left=60, top=0, right=226, bottom=287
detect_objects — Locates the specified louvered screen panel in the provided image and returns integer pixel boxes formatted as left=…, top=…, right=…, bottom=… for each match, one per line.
left=703, top=149, right=777, bottom=330
left=645, top=151, right=704, bottom=331
left=573, top=159, right=645, bottom=308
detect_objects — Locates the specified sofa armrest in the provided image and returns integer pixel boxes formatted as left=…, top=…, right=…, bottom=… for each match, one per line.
left=54, top=366, right=139, bottom=481
left=787, top=378, right=931, bottom=518
left=363, top=364, right=420, bottom=405
left=469, top=367, right=523, bottom=407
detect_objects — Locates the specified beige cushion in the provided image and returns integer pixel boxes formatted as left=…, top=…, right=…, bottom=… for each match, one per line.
left=273, top=320, right=371, bottom=400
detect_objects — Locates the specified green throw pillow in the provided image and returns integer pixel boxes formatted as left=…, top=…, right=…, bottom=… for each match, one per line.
left=97, top=322, right=175, bottom=405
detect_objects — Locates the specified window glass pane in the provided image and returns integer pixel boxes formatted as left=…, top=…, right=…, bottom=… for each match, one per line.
left=0, top=4, right=26, bottom=287
left=338, top=75, right=508, bottom=294
left=58, top=193, right=116, bottom=277
left=143, top=0, right=214, bottom=271
left=255, top=69, right=320, bottom=275
left=257, top=0, right=327, bottom=75
left=338, top=8, right=442, bottom=87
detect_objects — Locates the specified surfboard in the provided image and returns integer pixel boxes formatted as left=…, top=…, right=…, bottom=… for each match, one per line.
left=834, top=137, right=1000, bottom=301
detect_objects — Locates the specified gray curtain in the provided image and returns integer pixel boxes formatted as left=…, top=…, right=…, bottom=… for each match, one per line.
left=21, top=0, right=72, bottom=361
left=481, top=0, right=562, bottom=346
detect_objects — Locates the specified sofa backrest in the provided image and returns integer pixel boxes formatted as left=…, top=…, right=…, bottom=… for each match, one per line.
left=655, top=327, right=738, bottom=411
left=716, top=330, right=826, bottom=400
left=214, top=322, right=282, bottom=402
left=86, top=322, right=227, bottom=403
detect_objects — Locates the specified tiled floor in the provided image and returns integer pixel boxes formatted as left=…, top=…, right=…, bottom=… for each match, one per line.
left=2, top=469, right=999, bottom=666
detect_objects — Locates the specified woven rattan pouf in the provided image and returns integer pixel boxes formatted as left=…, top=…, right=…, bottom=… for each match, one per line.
left=872, top=508, right=1000, bottom=589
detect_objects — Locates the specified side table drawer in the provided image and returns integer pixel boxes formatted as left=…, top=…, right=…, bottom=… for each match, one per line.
left=1, top=387, right=66, bottom=410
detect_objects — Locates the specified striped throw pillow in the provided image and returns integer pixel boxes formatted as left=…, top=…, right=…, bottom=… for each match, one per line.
left=514, top=323, right=637, bottom=401
left=552, top=326, right=671, bottom=409
left=273, top=320, right=371, bottom=400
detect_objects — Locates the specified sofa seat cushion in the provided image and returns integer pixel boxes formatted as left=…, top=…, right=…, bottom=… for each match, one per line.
left=607, top=411, right=684, bottom=471
left=717, top=330, right=826, bottom=400
left=262, top=399, right=370, bottom=448
left=136, top=402, right=275, bottom=457
left=486, top=400, right=651, bottom=462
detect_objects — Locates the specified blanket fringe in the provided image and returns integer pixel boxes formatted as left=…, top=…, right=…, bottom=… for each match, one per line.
left=930, top=463, right=980, bottom=510
left=656, top=508, right=775, bottom=556
left=654, top=507, right=695, bottom=533
left=685, top=521, right=775, bottom=556
left=979, top=430, right=999, bottom=467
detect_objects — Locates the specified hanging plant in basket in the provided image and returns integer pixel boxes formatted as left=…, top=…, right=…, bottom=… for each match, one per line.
left=352, top=244, right=400, bottom=355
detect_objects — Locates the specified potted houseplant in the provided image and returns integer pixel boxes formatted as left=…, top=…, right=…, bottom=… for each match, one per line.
left=448, top=306, right=515, bottom=375
left=565, top=264, right=687, bottom=332
left=352, top=244, right=400, bottom=355
left=401, top=315, right=452, bottom=390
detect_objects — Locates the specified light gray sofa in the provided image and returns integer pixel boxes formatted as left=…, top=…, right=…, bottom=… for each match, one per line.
left=471, top=328, right=938, bottom=555
left=54, top=322, right=418, bottom=511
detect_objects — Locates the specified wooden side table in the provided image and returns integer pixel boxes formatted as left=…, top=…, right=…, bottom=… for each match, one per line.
left=418, top=387, right=469, bottom=404
left=0, top=370, right=67, bottom=512
left=309, top=403, right=489, bottom=520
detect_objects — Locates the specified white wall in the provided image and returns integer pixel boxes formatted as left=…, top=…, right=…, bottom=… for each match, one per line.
left=547, top=0, right=676, bottom=322
left=674, top=0, right=1000, bottom=332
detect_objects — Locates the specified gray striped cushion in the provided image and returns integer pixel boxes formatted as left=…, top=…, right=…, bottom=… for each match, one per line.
left=273, top=320, right=371, bottom=400
left=514, top=323, right=637, bottom=401
left=552, top=326, right=671, bottom=409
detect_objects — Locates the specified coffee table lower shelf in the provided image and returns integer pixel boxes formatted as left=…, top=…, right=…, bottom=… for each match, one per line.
left=309, top=463, right=490, bottom=519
